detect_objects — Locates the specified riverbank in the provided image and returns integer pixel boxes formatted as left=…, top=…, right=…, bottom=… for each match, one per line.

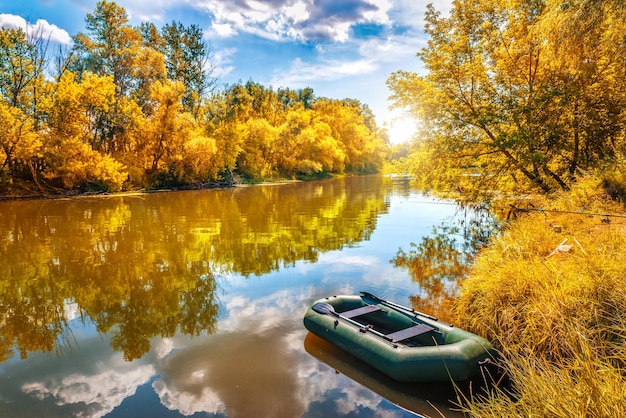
left=0, top=172, right=342, bottom=202
left=453, top=177, right=626, bottom=416
left=0, top=178, right=309, bottom=202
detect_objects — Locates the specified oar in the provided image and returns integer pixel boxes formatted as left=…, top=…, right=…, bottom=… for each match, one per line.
left=311, top=302, right=391, bottom=341
left=360, top=291, right=439, bottom=321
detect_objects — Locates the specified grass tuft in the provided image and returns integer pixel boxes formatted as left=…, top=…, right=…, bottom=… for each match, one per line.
left=454, top=177, right=626, bottom=417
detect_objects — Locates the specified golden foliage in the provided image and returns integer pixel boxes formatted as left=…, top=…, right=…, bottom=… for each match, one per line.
left=454, top=181, right=626, bottom=416
left=0, top=2, right=387, bottom=195
left=45, top=137, right=127, bottom=191
left=0, top=101, right=42, bottom=172
left=389, top=0, right=626, bottom=198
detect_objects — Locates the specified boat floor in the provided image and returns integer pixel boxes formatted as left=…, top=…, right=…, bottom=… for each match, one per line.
left=341, top=305, right=436, bottom=347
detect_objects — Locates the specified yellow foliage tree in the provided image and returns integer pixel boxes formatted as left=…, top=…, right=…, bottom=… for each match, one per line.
left=180, top=127, right=217, bottom=182
left=45, top=137, right=127, bottom=191
left=388, top=0, right=626, bottom=196
left=237, top=118, right=278, bottom=179
left=40, top=72, right=127, bottom=191
left=0, top=101, right=42, bottom=188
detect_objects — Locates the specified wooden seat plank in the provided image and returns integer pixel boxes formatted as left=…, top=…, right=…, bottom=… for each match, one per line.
left=386, top=324, right=434, bottom=342
left=341, top=305, right=381, bottom=319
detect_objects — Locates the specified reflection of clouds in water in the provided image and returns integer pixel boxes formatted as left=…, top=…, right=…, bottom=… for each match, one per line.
left=220, top=288, right=312, bottom=333
left=318, top=252, right=379, bottom=270
left=149, top=287, right=399, bottom=417
left=152, top=288, right=314, bottom=417
left=317, top=251, right=410, bottom=291
left=14, top=286, right=403, bottom=418
left=336, top=385, right=392, bottom=417
left=153, top=331, right=308, bottom=418
left=21, top=360, right=155, bottom=418
left=153, top=337, right=174, bottom=358
left=153, top=379, right=225, bottom=416
left=298, top=351, right=394, bottom=417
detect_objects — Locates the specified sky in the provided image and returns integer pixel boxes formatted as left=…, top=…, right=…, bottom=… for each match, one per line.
left=0, top=0, right=452, bottom=144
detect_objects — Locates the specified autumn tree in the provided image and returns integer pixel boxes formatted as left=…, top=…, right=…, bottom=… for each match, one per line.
left=0, top=27, right=48, bottom=116
left=0, top=102, right=42, bottom=189
left=0, top=0, right=388, bottom=194
left=388, top=0, right=626, bottom=196
left=237, top=118, right=278, bottom=179
left=0, top=28, right=48, bottom=189
left=538, top=0, right=626, bottom=174
left=72, top=0, right=141, bottom=96
left=39, top=72, right=127, bottom=191
left=314, top=98, right=383, bottom=174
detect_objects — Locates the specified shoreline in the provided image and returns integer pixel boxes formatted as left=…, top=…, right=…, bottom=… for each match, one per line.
left=0, top=179, right=308, bottom=202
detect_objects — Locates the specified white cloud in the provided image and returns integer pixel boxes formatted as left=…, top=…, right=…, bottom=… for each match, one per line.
left=213, top=47, right=237, bottom=78
left=389, top=0, right=452, bottom=27
left=196, top=0, right=393, bottom=42
left=213, top=22, right=237, bottom=37
left=0, top=14, right=73, bottom=45
left=357, top=33, right=425, bottom=64
left=270, top=56, right=377, bottom=88
left=284, top=0, right=310, bottom=23
left=112, top=0, right=188, bottom=23
left=268, top=27, right=426, bottom=89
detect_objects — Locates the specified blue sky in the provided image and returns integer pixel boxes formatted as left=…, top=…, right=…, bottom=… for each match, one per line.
left=0, top=0, right=452, bottom=143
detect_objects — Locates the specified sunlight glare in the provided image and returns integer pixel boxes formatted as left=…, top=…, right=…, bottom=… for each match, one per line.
left=387, top=112, right=417, bottom=145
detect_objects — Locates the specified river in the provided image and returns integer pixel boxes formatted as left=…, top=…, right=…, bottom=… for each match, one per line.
left=0, top=175, right=490, bottom=418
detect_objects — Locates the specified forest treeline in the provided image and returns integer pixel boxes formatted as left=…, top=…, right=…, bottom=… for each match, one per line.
left=388, top=0, right=626, bottom=198
left=0, top=0, right=388, bottom=196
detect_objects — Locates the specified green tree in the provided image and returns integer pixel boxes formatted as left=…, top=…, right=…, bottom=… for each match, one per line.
left=139, top=20, right=216, bottom=119
left=71, top=0, right=144, bottom=154
left=73, top=0, right=141, bottom=96
left=0, top=27, right=48, bottom=115
left=160, top=21, right=216, bottom=118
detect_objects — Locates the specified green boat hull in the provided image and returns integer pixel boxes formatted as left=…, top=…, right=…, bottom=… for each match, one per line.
left=303, top=294, right=494, bottom=382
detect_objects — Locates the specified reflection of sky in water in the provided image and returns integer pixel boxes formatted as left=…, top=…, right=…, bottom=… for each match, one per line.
left=3, top=290, right=433, bottom=418
left=0, top=190, right=468, bottom=418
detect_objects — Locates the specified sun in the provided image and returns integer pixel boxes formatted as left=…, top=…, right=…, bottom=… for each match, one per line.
left=386, top=112, right=417, bottom=145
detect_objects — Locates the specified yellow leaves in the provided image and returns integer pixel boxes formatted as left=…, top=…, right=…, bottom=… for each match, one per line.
left=389, top=0, right=626, bottom=196
left=0, top=101, right=42, bottom=165
left=178, top=122, right=218, bottom=181
left=46, top=137, right=127, bottom=191
left=82, top=73, right=116, bottom=113
left=42, top=71, right=116, bottom=142
left=236, top=118, right=278, bottom=178
left=1, top=1, right=387, bottom=194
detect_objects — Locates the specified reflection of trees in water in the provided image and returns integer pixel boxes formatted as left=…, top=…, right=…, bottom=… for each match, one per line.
left=393, top=208, right=498, bottom=322
left=0, top=176, right=388, bottom=361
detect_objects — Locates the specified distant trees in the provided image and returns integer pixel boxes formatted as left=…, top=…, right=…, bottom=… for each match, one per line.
left=0, top=0, right=386, bottom=195
left=388, top=0, right=626, bottom=196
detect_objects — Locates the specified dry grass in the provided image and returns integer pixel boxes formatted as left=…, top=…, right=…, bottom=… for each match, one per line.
left=454, top=176, right=626, bottom=417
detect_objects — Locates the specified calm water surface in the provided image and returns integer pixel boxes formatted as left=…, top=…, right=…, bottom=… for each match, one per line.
left=0, top=176, right=481, bottom=418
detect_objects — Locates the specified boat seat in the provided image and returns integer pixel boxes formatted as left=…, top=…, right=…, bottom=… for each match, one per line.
left=341, top=304, right=381, bottom=319
left=386, top=324, right=434, bottom=342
